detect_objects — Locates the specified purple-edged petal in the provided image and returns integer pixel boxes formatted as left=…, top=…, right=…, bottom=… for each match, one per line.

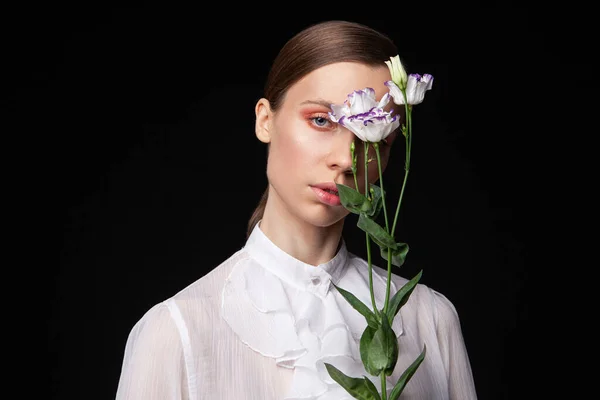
left=343, top=111, right=400, bottom=143
left=386, top=74, right=434, bottom=105
left=328, top=87, right=400, bottom=143
left=404, top=74, right=434, bottom=105
left=329, top=103, right=348, bottom=122
left=377, top=92, right=392, bottom=109
left=348, top=88, right=378, bottom=115
left=385, top=80, right=405, bottom=105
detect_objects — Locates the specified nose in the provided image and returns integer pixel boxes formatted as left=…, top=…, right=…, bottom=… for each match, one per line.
left=327, top=128, right=355, bottom=173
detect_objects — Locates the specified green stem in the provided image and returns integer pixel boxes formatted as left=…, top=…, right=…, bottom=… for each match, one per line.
left=366, top=231, right=376, bottom=313
left=391, top=104, right=412, bottom=237
left=381, top=373, right=387, bottom=400
left=391, top=168, right=409, bottom=238
left=383, top=249, right=392, bottom=315
left=407, top=105, right=413, bottom=169
left=364, top=142, right=378, bottom=315
left=353, top=173, right=359, bottom=195
left=364, top=142, right=370, bottom=200
left=375, top=143, right=393, bottom=315
left=374, top=144, right=389, bottom=232
left=351, top=142, right=359, bottom=192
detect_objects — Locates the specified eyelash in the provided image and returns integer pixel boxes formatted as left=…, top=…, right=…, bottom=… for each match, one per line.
left=308, top=113, right=335, bottom=129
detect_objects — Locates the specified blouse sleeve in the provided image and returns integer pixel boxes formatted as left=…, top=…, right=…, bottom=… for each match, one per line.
left=432, top=290, right=478, bottom=400
left=115, top=302, right=188, bottom=400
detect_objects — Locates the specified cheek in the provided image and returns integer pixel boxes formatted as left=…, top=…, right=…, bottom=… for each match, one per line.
left=272, top=117, right=324, bottom=165
left=266, top=129, right=310, bottom=189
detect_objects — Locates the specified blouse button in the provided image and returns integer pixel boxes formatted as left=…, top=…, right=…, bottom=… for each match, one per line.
left=311, top=277, right=321, bottom=285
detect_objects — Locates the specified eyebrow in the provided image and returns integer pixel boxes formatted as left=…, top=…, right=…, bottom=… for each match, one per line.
left=300, top=99, right=335, bottom=109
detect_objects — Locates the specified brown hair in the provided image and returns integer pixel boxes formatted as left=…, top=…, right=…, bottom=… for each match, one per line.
left=247, top=20, right=400, bottom=238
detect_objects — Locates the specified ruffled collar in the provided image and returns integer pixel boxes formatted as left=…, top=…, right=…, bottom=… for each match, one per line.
left=221, top=221, right=403, bottom=399
left=243, top=221, right=348, bottom=300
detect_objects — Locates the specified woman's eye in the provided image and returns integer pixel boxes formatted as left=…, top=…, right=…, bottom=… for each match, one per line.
left=312, top=116, right=329, bottom=127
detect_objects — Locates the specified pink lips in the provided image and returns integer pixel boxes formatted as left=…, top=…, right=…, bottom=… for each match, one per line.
left=311, top=183, right=341, bottom=206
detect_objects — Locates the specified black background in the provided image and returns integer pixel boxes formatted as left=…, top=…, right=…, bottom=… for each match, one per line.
left=9, top=2, right=590, bottom=399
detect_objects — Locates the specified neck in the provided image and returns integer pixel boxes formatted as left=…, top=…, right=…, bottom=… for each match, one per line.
left=259, top=190, right=344, bottom=266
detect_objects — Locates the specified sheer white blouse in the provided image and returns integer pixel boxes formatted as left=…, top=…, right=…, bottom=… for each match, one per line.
left=115, top=223, right=477, bottom=399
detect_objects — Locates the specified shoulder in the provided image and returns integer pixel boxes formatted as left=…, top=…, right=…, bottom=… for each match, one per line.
left=347, top=252, right=461, bottom=327
left=170, top=247, right=250, bottom=302
left=127, top=248, right=251, bottom=340
left=123, top=301, right=184, bottom=357
left=398, top=275, right=464, bottom=334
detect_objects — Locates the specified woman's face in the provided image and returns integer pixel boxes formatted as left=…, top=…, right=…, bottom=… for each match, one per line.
left=256, top=62, right=399, bottom=229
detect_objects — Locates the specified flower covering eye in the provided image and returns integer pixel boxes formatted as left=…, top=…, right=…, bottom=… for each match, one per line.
left=328, top=88, right=400, bottom=143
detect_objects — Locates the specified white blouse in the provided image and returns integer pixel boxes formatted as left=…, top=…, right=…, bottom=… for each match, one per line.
left=115, top=223, right=477, bottom=399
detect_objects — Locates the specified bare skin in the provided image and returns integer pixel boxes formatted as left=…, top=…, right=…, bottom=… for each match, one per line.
left=254, top=62, right=399, bottom=267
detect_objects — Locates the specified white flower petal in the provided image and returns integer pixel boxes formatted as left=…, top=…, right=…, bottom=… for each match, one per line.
left=377, top=92, right=391, bottom=109
left=386, top=74, right=434, bottom=105
left=405, top=73, right=434, bottom=105
left=343, top=113, right=400, bottom=143
left=329, top=103, right=348, bottom=122
left=343, top=120, right=368, bottom=142
left=385, top=81, right=406, bottom=105
left=348, top=88, right=378, bottom=115
left=329, top=87, right=400, bottom=143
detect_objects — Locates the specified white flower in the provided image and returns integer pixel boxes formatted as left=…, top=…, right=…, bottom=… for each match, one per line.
left=329, top=88, right=400, bottom=143
left=385, top=55, right=408, bottom=90
left=385, top=74, right=434, bottom=105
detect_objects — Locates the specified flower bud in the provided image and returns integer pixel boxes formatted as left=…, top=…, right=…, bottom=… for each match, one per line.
left=385, top=55, right=408, bottom=90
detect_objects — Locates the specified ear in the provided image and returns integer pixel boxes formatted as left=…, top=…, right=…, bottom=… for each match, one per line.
left=255, top=98, right=272, bottom=143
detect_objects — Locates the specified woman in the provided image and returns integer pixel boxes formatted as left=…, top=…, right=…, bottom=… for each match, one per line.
left=115, top=20, right=477, bottom=399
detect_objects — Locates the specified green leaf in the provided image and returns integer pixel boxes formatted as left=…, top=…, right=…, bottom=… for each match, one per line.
left=380, top=242, right=409, bottom=267
left=381, top=312, right=399, bottom=375
left=368, top=313, right=398, bottom=376
left=324, top=363, right=381, bottom=400
left=366, top=184, right=384, bottom=219
left=388, top=344, right=427, bottom=400
left=362, top=376, right=382, bottom=400
left=386, top=270, right=422, bottom=320
left=337, top=183, right=366, bottom=215
left=360, top=198, right=373, bottom=213
left=357, top=213, right=397, bottom=250
left=332, top=283, right=379, bottom=329
left=360, top=326, right=381, bottom=376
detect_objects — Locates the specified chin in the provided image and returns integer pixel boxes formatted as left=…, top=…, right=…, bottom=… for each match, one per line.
left=303, top=207, right=349, bottom=228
